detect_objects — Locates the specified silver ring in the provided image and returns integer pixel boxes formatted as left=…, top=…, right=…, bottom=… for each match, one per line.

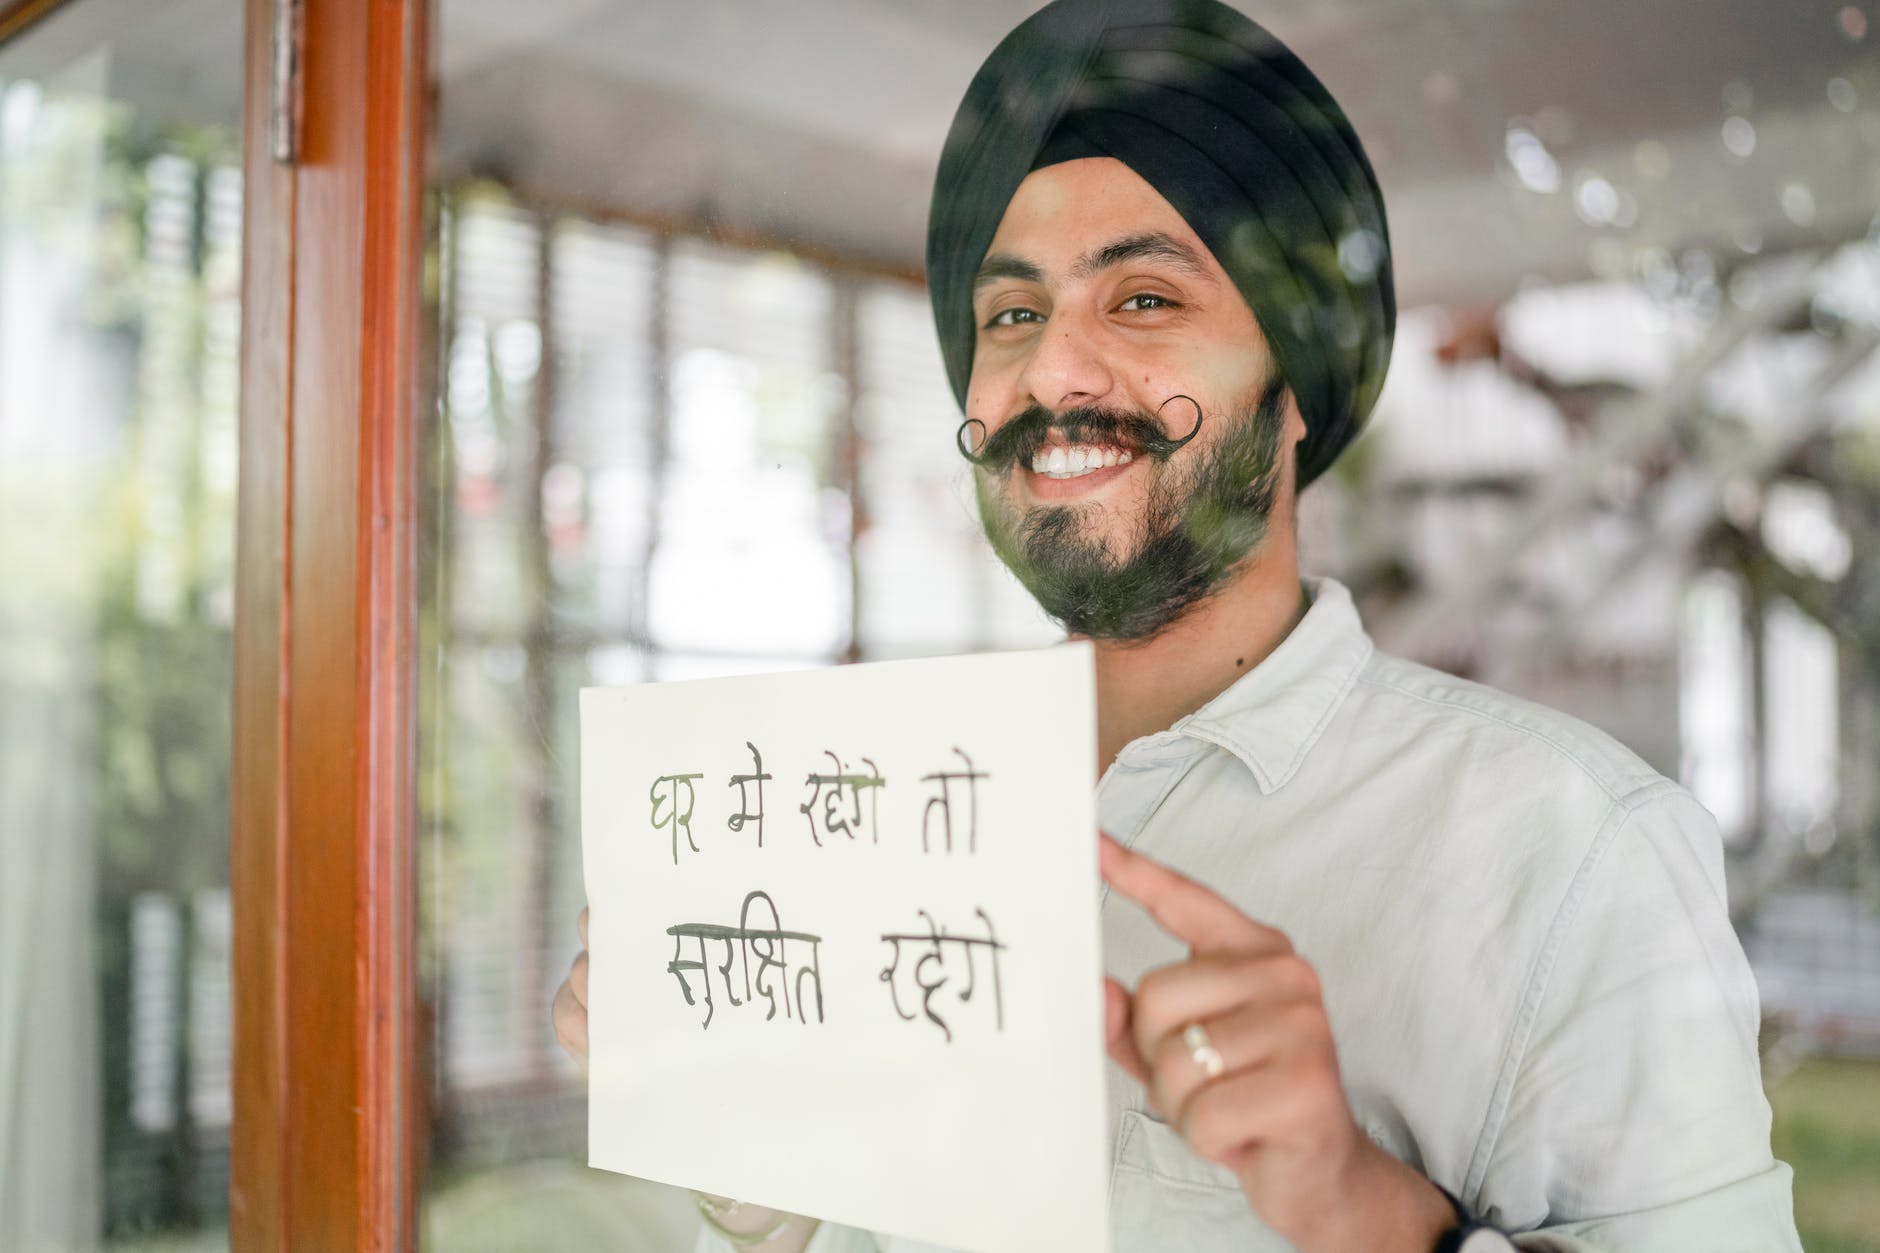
left=1182, top=1021, right=1225, bottom=1079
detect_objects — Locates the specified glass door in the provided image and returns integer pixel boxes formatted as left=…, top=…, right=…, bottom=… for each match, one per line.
left=0, top=2, right=242, bottom=1248
left=415, top=6, right=1060, bottom=1248
left=4, top=2, right=431, bottom=1248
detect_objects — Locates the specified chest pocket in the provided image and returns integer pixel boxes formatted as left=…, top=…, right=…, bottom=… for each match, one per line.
left=1110, top=1110, right=1297, bottom=1252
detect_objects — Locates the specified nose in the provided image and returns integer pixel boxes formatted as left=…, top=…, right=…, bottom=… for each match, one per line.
left=1016, top=311, right=1115, bottom=414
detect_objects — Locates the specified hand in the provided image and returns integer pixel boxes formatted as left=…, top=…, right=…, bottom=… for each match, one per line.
left=1098, top=834, right=1454, bottom=1253
left=550, top=906, right=590, bottom=1064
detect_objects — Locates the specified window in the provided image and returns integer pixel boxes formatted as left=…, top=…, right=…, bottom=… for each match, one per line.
left=420, top=186, right=1056, bottom=1237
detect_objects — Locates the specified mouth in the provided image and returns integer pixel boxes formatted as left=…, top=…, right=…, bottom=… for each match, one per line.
left=1027, top=442, right=1135, bottom=480
left=1021, top=440, right=1139, bottom=499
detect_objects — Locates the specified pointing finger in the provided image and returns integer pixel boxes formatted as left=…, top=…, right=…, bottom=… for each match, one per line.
left=1099, top=833, right=1287, bottom=956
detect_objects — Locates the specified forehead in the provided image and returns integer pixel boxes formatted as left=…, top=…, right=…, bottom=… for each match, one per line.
left=985, top=157, right=1220, bottom=276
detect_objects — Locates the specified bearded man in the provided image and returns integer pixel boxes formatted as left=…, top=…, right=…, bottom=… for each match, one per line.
left=553, top=2, right=1801, bottom=1250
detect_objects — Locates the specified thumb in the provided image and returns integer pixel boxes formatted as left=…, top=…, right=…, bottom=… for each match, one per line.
left=1104, top=976, right=1149, bottom=1086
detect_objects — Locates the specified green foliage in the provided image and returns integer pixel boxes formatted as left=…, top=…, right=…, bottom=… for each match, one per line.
left=0, top=79, right=238, bottom=1235
left=1769, top=1056, right=1880, bottom=1252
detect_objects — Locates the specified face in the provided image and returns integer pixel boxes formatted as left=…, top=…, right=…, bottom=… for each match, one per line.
left=965, top=157, right=1305, bottom=640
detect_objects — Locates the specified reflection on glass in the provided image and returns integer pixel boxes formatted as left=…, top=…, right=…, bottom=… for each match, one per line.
left=419, top=195, right=1060, bottom=1249
left=651, top=240, right=844, bottom=658
left=0, top=3, right=240, bottom=1249
left=420, top=3, right=1880, bottom=1248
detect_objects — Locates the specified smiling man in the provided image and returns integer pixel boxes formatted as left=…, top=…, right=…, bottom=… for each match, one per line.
left=554, top=2, right=1801, bottom=1250
left=962, top=195, right=1292, bottom=647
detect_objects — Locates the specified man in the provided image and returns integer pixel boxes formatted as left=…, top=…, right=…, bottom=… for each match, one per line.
left=554, top=2, right=1801, bottom=1249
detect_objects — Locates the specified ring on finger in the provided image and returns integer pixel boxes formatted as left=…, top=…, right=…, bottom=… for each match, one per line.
left=1181, top=1021, right=1225, bottom=1079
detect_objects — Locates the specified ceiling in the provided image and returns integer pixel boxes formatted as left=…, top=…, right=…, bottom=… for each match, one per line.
left=6, top=0, right=1878, bottom=306
left=434, top=0, right=1880, bottom=305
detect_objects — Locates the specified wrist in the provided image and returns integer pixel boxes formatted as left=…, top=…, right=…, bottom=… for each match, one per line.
left=1279, top=1142, right=1456, bottom=1253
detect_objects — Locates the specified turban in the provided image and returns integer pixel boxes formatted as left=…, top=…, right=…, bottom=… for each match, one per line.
left=926, top=0, right=1394, bottom=487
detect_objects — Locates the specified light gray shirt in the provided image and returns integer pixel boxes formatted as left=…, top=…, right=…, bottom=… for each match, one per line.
left=700, top=577, right=1799, bottom=1252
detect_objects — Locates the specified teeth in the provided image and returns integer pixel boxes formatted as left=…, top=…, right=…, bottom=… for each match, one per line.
left=1029, top=445, right=1134, bottom=479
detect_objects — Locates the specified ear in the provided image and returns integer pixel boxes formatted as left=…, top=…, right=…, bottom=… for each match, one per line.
left=1281, top=393, right=1308, bottom=449
left=1273, top=393, right=1308, bottom=507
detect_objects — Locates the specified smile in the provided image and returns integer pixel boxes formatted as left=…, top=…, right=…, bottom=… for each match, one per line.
left=1029, top=444, right=1134, bottom=479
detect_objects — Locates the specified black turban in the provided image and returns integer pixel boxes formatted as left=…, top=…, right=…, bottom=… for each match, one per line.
left=926, top=0, right=1394, bottom=488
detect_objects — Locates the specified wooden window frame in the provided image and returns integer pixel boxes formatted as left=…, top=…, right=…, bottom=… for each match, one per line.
left=0, top=0, right=66, bottom=42
left=229, top=0, right=429, bottom=1248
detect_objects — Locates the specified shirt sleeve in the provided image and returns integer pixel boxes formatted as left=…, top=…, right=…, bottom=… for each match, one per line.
left=1470, top=785, right=1801, bottom=1251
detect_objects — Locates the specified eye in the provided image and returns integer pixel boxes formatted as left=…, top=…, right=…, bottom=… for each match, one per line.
left=983, top=306, right=1044, bottom=329
left=1118, top=292, right=1178, bottom=312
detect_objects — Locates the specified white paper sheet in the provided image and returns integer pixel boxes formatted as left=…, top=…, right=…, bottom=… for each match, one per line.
left=579, top=644, right=1109, bottom=1253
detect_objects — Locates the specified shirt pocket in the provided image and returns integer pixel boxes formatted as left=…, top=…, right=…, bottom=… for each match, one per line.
left=1110, top=1109, right=1296, bottom=1252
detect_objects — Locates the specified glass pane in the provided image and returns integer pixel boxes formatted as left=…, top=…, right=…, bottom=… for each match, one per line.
left=421, top=4, right=1880, bottom=1250
left=424, top=11, right=1075, bottom=1243
left=423, top=183, right=703, bottom=1247
left=0, top=3, right=241, bottom=1249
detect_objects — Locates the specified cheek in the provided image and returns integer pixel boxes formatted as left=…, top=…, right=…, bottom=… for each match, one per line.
left=965, top=372, right=1022, bottom=439
left=966, top=339, right=1036, bottom=411
left=964, top=385, right=988, bottom=421
left=1180, top=348, right=1264, bottom=408
left=964, top=373, right=998, bottom=423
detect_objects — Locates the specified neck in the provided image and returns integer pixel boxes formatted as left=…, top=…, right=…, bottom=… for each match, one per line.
left=1091, top=536, right=1305, bottom=777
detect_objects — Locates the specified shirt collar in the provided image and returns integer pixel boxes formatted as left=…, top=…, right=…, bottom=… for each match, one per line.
left=1171, top=575, right=1374, bottom=795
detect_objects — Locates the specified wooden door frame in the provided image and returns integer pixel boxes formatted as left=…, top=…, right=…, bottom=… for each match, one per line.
left=230, top=0, right=428, bottom=1249
left=0, top=0, right=66, bottom=41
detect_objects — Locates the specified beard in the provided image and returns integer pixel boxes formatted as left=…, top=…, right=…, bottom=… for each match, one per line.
left=973, top=378, right=1288, bottom=642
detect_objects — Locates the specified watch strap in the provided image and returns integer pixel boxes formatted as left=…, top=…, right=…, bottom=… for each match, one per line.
left=1431, top=1184, right=1519, bottom=1253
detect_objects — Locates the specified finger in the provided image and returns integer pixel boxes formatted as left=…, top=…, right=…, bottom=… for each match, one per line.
left=1129, top=951, right=1322, bottom=1056
left=577, top=906, right=589, bottom=949
left=1104, top=977, right=1150, bottom=1087
left=551, top=978, right=589, bottom=1063
left=1178, top=1059, right=1343, bottom=1168
left=1145, top=1000, right=1328, bottom=1132
left=1099, top=834, right=1288, bottom=956
left=570, top=949, right=589, bottom=1009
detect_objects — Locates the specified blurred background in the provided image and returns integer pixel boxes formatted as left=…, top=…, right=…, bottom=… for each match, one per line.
left=1, top=0, right=1877, bottom=1249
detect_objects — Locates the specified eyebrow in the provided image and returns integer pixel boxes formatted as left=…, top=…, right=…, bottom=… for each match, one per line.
left=972, top=231, right=1211, bottom=291
left=1071, top=232, right=1211, bottom=281
left=973, top=253, right=1043, bottom=288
